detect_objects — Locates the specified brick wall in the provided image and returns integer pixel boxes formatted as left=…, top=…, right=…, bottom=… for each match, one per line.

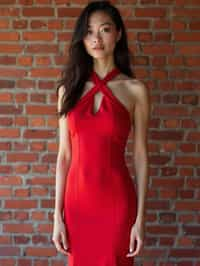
left=0, top=0, right=199, bottom=265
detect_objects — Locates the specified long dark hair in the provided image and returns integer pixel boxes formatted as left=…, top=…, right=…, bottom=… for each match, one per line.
left=56, top=0, right=136, bottom=117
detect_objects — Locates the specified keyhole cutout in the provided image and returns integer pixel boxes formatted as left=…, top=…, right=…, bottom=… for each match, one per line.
left=92, top=91, right=104, bottom=115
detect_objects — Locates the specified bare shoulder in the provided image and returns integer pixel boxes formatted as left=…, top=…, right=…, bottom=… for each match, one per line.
left=58, top=85, right=66, bottom=97
left=116, top=73, right=149, bottom=104
left=57, top=85, right=66, bottom=113
left=122, top=75, right=148, bottom=98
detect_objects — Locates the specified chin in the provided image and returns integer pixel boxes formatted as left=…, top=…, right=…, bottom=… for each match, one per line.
left=88, top=50, right=112, bottom=59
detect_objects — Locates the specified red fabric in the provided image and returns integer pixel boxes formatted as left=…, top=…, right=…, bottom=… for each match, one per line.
left=64, top=67, right=138, bottom=266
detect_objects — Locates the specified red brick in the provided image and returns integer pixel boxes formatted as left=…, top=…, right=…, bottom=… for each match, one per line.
left=26, top=105, right=55, bottom=115
left=25, top=44, right=58, bottom=53
left=190, top=21, right=200, bottom=30
left=23, top=32, right=54, bottom=41
left=18, top=56, right=33, bottom=66
left=179, top=190, right=194, bottom=199
left=187, top=178, right=200, bottom=188
left=150, top=155, right=171, bottom=164
left=0, top=106, right=22, bottom=115
left=0, top=19, right=9, bottom=29
left=17, top=259, right=32, bottom=266
left=7, top=153, right=38, bottom=162
left=0, top=176, right=22, bottom=185
left=150, top=130, right=183, bottom=140
left=152, top=178, right=184, bottom=187
left=178, top=236, right=193, bottom=246
left=35, top=57, right=51, bottom=66
left=14, top=211, right=29, bottom=220
left=31, top=165, right=49, bottom=173
left=0, top=247, right=20, bottom=256
left=0, top=32, right=19, bottom=41
left=175, top=32, right=200, bottom=42
left=146, top=200, right=170, bottom=210
left=153, top=106, right=189, bottom=116
left=143, top=44, right=174, bottom=55
left=14, top=188, right=30, bottom=197
left=0, top=0, right=15, bottom=4
left=174, top=8, right=200, bottom=17
left=26, top=177, right=54, bottom=185
left=170, top=248, right=200, bottom=257
left=0, top=236, right=11, bottom=244
left=25, top=247, right=57, bottom=256
left=0, top=56, right=16, bottom=65
left=0, top=80, right=15, bottom=88
left=161, top=167, right=177, bottom=176
left=30, top=20, right=47, bottom=29
left=0, top=8, right=19, bottom=17
left=183, top=226, right=200, bottom=235
left=180, top=143, right=196, bottom=152
left=32, top=235, right=48, bottom=244
left=24, top=129, right=56, bottom=138
left=5, top=200, right=37, bottom=209
left=31, top=187, right=48, bottom=196
left=13, top=19, right=28, bottom=29
left=30, top=141, right=45, bottom=150
left=0, top=92, right=12, bottom=102
left=178, top=45, right=200, bottom=55
left=147, top=225, right=178, bottom=234
left=16, top=79, right=35, bottom=89
left=160, top=237, right=174, bottom=246
left=31, top=211, right=46, bottom=220
left=0, top=188, right=12, bottom=196
left=23, top=8, right=54, bottom=17
left=51, top=260, right=65, bottom=266
left=0, top=212, right=12, bottom=220
left=57, top=8, right=81, bottom=17
left=30, top=68, right=60, bottom=78
left=0, top=259, right=15, bottom=266
left=0, top=68, right=27, bottom=78
left=41, top=199, right=54, bottom=208
left=175, top=201, right=200, bottom=211
left=175, top=156, right=200, bottom=165
left=48, top=20, right=63, bottom=30
left=14, top=236, right=30, bottom=244
left=135, top=8, right=166, bottom=17
left=187, top=132, right=200, bottom=141
left=37, top=223, right=53, bottom=233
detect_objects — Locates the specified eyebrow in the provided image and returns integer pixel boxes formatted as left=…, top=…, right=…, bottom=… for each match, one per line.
left=88, top=22, right=113, bottom=28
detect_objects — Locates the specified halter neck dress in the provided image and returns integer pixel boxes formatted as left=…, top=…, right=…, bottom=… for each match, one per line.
left=63, top=67, right=138, bottom=266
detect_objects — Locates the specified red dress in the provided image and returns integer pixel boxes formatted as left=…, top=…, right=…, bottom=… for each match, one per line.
left=63, top=67, right=138, bottom=266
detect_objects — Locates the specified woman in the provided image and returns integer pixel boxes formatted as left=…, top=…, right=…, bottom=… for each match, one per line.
left=52, top=1, right=150, bottom=265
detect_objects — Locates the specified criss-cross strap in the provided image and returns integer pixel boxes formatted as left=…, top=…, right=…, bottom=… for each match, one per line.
left=90, top=67, right=120, bottom=88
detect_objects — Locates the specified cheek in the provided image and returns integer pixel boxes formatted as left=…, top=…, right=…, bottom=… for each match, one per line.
left=104, top=36, right=117, bottom=50
left=83, top=39, right=90, bottom=51
left=104, top=33, right=117, bottom=45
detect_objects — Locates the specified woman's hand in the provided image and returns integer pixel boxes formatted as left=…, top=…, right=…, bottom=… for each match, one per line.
left=52, top=216, right=70, bottom=256
left=126, top=219, right=145, bottom=257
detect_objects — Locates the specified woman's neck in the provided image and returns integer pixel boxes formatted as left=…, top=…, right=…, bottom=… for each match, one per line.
left=93, top=57, right=116, bottom=79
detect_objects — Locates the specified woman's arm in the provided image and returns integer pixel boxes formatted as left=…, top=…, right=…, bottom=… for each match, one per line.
left=133, top=80, right=150, bottom=224
left=127, top=79, right=150, bottom=257
left=52, top=85, right=72, bottom=255
left=54, top=85, right=72, bottom=221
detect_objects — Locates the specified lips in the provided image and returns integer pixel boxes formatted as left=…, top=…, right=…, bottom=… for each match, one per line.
left=93, top=47, right=104, bottom=50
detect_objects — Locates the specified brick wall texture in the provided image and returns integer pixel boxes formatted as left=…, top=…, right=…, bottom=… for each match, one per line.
left=0, top=0, right=199, bottom=265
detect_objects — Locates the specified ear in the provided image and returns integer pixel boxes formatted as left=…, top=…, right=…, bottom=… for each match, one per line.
left=117, top=29, right=122, bottom=42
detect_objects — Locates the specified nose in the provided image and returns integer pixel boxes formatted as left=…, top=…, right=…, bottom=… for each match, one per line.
left=91, top=32, right=102, bottom=44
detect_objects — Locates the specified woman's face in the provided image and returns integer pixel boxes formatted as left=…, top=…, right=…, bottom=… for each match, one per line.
left=83, top=11, right=121, bottom=59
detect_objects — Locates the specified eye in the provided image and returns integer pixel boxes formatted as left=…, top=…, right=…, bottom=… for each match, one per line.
left=87, top=29, right=92, bottom=35
left=101, top=27, right=111, bottom=33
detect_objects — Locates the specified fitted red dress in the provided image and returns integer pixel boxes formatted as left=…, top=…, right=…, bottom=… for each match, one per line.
left=63, top=67, right=138, bottom=266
